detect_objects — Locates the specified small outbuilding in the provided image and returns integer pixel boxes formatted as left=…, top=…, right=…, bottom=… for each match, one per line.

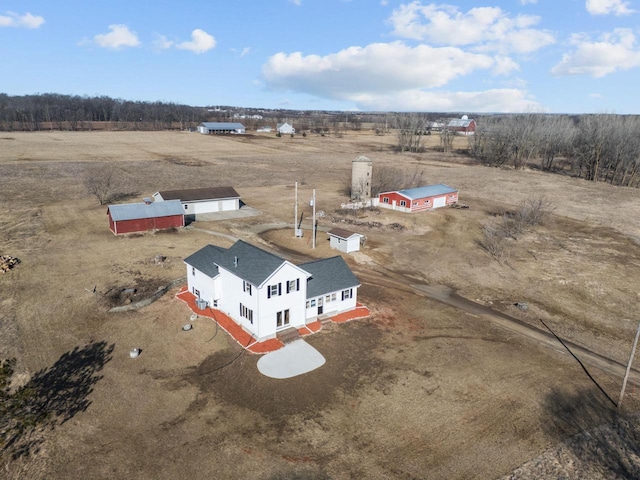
left=153, top=187, right=241, bottom=221
left=197, top=122, right=246, bottom=134
left=107, top=199, right=184, bottom=235
left=328, top=228, right=364, bottom=253
left=277, top=122, right=295, bottom=134
left=378, top=184, right=458, bottom=213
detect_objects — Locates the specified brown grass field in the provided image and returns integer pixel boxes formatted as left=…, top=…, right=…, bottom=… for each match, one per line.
left=1, top=130, right=640, bottom=479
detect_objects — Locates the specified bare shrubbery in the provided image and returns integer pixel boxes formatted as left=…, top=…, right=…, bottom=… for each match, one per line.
left=84, top=165, right=138, bottom=205
left=480, top=195, right=554, bottom=260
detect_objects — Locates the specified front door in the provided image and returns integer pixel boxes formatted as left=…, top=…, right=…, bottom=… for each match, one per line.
left=317, top=297, right=323, bottom=315
left=276, top=309, right=290, bottom=329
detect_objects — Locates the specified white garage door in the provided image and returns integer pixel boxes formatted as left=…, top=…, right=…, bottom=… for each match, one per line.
left=433, top=196, right=446, bottom=208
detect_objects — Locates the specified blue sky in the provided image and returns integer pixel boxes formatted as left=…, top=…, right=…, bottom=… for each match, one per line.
left=1, top=1, right=639, bottom=113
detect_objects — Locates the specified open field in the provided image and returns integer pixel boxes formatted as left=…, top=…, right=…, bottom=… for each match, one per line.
left=2, top=130, right=640, bottom=479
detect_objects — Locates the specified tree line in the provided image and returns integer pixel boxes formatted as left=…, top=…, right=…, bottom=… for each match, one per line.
left=469, top=113, right=640, bottom=188
left=0, top=93, right=207, bottom=131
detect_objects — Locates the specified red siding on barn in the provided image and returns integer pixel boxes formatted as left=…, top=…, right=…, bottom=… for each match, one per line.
left=379, top=191, right=411, bottom=208
left=108, top=211, right=183, bottom=235
left=379, top=191, right=458, bottom=213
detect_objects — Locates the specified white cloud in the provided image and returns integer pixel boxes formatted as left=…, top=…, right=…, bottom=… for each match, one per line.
left=262, top=41, right=529, bottom=111
left=351, top=88, right=541, bottom=112
left=240, top=47, right=251, bottom=57
left=586, top=0, right=634, bottom=16
left=290, top=0, right=302, bottom=5
left=381, top=0, right=389, bottom=5
left=389, top=2, right=554, bottom=54
left=153, top=34, right=174, bottom=50
left=0, top=11, right=45, bottom=28
left=94, top=25, right=140, bottom=49
left=590, top=93, right=603, bottom=98
left=520, top=0, right=538, bottom=4
left=176, top=29, right=216, bottom=53
left=551, top=28, right=640, bottom=77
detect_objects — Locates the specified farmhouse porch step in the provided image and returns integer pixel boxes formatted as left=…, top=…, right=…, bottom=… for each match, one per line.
left=277, top=327, right=301, bottom=344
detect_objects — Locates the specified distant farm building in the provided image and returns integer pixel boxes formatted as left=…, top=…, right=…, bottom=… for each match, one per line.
left=197, top=122, right=246, bottom=134
left=328, top=228, right=364, bottom=253
left=277, top=122, right=296, bottom=134
left=351, top=155, right=373, bottom=201
left=107, top=199, right=184, bottom=235
left=257, top=126, right=272, bottom=133
left=378, top=184, right=458, bottom=213
left=153, top=187, right=241, bottom=221
left=447, top=115, right=476, bottom=136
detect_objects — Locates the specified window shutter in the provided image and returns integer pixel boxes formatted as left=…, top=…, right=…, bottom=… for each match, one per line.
left=342, top=290, right=345, bottom=301
left=278, top=283, right=282, bottom=296
left=267, top=286, right=271, bottom=299
left=296, top=278, right=300, bottom=291
left=286, top=282, right=290, bottom=294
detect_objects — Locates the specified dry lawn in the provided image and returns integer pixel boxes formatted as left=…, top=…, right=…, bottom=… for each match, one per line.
left=1, top=130, right=640, bottom=479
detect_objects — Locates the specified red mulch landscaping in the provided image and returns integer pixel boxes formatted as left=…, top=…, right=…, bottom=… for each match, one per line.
left=175, top=287, right=369, bottom=354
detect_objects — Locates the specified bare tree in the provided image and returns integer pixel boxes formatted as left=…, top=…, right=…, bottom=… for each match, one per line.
left=84, top=165, right=116, bottom=205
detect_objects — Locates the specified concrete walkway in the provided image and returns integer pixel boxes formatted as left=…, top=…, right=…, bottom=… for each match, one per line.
left=257, top=339, right=326, bottom=379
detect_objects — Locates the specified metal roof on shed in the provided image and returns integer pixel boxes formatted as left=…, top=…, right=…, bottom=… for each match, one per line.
left=156, top=186, right=240, bottom=202
left=200, top=122, right=245, bottom=130
left=108, top=200, right=184, bottom=222
left=391, top=184, right=458, bottom=200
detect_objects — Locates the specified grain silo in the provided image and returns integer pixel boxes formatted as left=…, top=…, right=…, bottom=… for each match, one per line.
left=351, top=155, right=373, bottom=200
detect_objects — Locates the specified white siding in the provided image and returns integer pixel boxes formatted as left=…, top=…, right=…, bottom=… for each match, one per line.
left=306, top=287, right=358, bottom=320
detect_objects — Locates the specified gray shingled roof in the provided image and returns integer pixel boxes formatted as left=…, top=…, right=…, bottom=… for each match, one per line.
left=184, top=240, right=299, bottom=286
left=183, top=245, right=227, bottom=278
left=156, top=187, right=240, bottom=202
left=381, top=183, right=457, bottom=200
left=300, top=256, right=360, bottom=299
left=108, top=199, right=183, bottom=222
left=328, top=228, right=362, bottom=240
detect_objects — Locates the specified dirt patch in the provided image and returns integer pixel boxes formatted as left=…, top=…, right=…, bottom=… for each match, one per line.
left=185, top=321, right=384, bottom=420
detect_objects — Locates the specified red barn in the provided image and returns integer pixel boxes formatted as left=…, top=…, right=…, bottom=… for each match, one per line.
left=378, top=184, right=458, bottom=213
left=447, top=115, right=476, bottom=136
left=107, top=200, right=184, bottom=235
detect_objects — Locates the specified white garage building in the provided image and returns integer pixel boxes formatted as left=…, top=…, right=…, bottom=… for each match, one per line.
left=197, top=122, right=246, bottom=134
left=153, top=186, right=241, bottom=221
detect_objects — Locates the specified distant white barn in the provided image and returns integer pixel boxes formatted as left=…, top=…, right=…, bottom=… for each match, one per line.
left=277, top=123, right=296, bottom=134
left=197, top=122, right=246, bottom=134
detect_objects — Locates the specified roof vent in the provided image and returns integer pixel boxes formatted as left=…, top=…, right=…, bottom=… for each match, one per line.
left=234, top=256, right=238, bottom=267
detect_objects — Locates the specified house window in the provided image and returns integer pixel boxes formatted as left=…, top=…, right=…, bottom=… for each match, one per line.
left=286, top=279, right=299, bottom=293
left=212, top=299, right=218, bottom=308
left=191, top=266, right=195, bottom=276
left=184, top=205, right=188, bottom=210
left=326, top=295, right=331, bottom=303
left=342, top=289, right=353, bottom=300
left=193, top=288, right=200, bottom=297
left=268, top=283, right=281, bottom=298
left=383, top=197, right=389, bottom=203
left=413, top=202, right=418, bottom=206
left=239, top=303, right=254, bottom=324
left=400, top=200, right=407, bottom=207
left=331, top=293, right=336, bottom=301
left=276, top=309, right=290, bottom=328
left=243, top=281, right=252, bottom=295
left=306, top=300, right=310, bottom=308
left=310, top=299, right=316, bottom=307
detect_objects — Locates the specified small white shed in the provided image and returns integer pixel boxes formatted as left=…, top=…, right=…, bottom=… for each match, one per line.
left=277, top=122, right=296, bottom=134
left=328, top=228, right=364, bottom=253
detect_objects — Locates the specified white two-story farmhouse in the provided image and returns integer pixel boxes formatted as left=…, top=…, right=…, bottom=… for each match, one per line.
left=184, top=240, right=360, bottom=341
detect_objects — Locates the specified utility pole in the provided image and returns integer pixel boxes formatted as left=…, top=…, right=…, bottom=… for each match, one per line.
left=618, top=321, right=640, bottom=409
left=294, top=181, right=298, bottom=237
left=312, top=188, right=316, bottom=249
